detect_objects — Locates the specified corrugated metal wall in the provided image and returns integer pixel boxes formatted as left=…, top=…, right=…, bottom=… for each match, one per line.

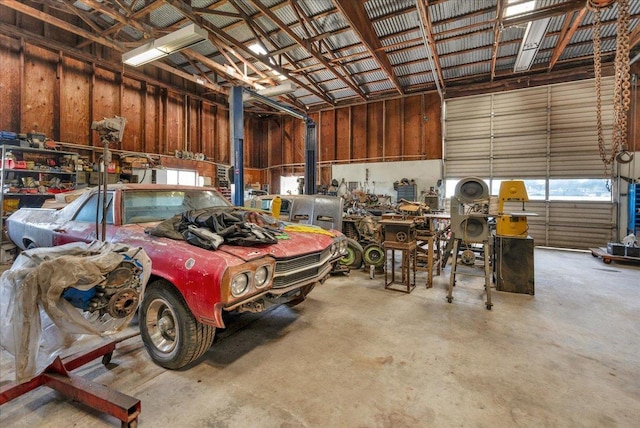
left=444, top=78, right=616, bottom=249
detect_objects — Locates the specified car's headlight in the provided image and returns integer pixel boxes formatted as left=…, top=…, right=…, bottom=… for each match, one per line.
left=339, top=239, right=348, bottom=254
left=254, top=266, right=270, bottom=288
left=231, top=273, right=249, bottom=296
left=330, top=242, right=337, bottom=256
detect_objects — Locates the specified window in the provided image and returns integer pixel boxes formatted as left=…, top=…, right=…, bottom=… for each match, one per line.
left=446, top=178, right=608, bottom=201
left=280, top=176, right=303, bottom=195
left=548, top=179, right=611, bottom=201
left=123, top=189, right=232, bottom=224
left=504, top=0, right=535, bottom=18
left=74, top=193, right=114, bottom=224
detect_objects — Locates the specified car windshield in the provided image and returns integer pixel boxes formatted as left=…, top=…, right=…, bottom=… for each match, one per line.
left=123, top=189, right=232, bottom=224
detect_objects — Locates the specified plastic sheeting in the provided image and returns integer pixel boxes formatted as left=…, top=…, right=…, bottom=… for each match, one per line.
left=0, top=241, right=151, bottom=382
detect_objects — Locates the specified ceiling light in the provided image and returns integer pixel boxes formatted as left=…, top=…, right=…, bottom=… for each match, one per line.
left=123, top=23, right=208, bottom=67
left=243, top=82, right=297, bottom=101
left=248, top=43, right=267, bottom=56
left=514, top=17, right=551, bottom=72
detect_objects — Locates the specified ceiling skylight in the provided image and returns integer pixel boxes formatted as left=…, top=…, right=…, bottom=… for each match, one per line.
left=505, top=0, right=536, bottom=18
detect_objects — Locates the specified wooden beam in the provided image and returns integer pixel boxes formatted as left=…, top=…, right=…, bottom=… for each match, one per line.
left=60, top=0, right=103, bottom=34
left=630, top=22, right=640, bottom=49
left=183, top=48, right=254, bottom=86
left=192, top=8, right=241, bottom=19
left=0, top=0, right=124, bottom=51
left=0, top=21, right=229, bottom=99
left=333, top=0, right=403, bottom=95
left=246, top=0, right=365, bottom=100
left=163, top=0, right=334, bottom=105
left=76, top=0, right=166, bottom=48
left=549, top=7, right=587, bottom=71
left=74, top=0, right=153, bottom=37
left=416, top=0, right=445, bottom=93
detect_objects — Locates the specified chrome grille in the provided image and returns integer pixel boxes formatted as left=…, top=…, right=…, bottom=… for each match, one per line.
left=272, top=267, right=321, bottom=288
left=272, top=247, right=333, bottom=289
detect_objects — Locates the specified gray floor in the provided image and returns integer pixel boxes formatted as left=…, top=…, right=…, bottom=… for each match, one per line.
left=1, top=248, right=639, bottom=427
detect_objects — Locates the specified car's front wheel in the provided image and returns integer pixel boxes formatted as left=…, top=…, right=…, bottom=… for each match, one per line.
left=139, top=280, right=215, bottom=370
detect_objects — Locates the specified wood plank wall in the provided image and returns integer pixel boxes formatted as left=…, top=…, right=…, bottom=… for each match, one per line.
left=0, top=31, right=443, bottom=194
left=259, top=93, right=442, bottom=192
left=0, top=32, right=235, bottom=184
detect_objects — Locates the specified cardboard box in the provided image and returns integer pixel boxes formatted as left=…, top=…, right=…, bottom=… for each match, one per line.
left=89, top=172, right=119, bottom=185
left=1, top=243, right=16, bottom=264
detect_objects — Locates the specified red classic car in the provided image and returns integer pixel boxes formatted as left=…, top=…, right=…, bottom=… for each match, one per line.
left=6, top=184, right=347, bottom=369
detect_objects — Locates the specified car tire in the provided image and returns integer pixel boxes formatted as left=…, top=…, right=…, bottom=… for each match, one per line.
left=363, top=243, right=385, bottom=268
left=340, top=238, right=363, bottom=268
left=139, top=280, right=215, bottom=370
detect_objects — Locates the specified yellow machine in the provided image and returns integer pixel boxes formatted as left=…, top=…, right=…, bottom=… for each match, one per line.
left=497, top=181, right=531, bottom=237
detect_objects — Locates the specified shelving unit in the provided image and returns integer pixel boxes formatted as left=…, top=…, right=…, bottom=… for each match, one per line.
left=1, top=144, right=78, bottom=248
left=629, top=182, right=639, bottom=235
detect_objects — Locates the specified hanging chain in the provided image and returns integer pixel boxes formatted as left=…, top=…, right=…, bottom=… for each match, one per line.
left=591, top=0, right=631, bottom=190
left=612, top=0, right=631, bottom=155
left=593, top=6, right=608, bottom=174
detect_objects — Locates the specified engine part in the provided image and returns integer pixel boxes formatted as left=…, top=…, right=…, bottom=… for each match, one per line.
left=461, top=249, right=476, bottom=265
left=107, top=288, right=140, bottom=318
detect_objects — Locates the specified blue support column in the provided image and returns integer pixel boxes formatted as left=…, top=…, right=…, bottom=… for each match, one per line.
left=230, top=86, right=244, bottom=206
left=304, top=118, right=316, bottom=195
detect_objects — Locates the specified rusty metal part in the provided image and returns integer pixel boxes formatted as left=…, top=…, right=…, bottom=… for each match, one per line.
left=461, top=249, right=476, bottom=265
left=104, top=261, right=139, bottom=291
left=107, top=288, right=140, bottom=318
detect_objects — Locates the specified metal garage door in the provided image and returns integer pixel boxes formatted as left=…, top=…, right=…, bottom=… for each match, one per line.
left=444, top=78, right=616, bottom=249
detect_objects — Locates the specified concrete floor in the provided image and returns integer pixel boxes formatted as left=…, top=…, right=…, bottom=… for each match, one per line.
left=1, top=247, right=639, bottom=427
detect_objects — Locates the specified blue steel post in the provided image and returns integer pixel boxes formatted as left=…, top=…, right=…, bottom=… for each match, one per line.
left=230, top=86, right=244, bottom=206
left=305, top=118, right=316, bottom=195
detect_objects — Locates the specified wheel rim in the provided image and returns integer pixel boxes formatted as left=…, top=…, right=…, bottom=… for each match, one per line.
left=340, top=247, right=356, bottom=265
left=364, top=245, right=384, bottom=267
left=146, top=298, right=179, bottom=354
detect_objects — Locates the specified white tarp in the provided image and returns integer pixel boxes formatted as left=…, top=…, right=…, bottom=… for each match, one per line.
left=0, top=241, right=151, bottom=382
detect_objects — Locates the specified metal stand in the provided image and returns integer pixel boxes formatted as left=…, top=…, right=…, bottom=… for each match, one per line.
left=446, top=239, right=493, bottom=310
left=0, top=335, right=141, bottom=427
left=384, top=241, right=416, bottom=293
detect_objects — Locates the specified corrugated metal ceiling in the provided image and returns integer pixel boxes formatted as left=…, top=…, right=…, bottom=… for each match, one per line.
left=6, top=0, right=638, bottom=114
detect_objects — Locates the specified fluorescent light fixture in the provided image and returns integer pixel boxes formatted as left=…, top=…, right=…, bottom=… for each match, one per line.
left=243, top=81, right=297, bottom=101
left=514, top=17, right=550, bottom=72
left=123, top=23, right=208, bottom=67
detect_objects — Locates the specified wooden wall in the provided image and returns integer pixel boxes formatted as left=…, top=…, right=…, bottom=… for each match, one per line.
left=257, top=93, right=442, bottom=191
left=0, top=32, right=237, bottom=184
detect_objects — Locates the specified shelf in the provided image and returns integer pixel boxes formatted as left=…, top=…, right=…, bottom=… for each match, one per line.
left=1, top=144, right=77, bottom=156
left=1, top=168, right=76, bottom=175
left=3, top=192, right=58, bottom=197
left=2, top=143, right=81, bottom=246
